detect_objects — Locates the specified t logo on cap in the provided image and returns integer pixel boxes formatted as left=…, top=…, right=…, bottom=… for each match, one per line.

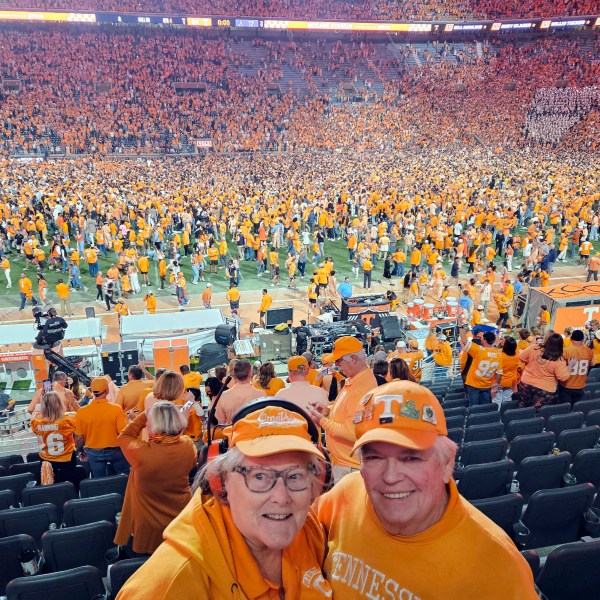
left=375, top=395, right=405, bottom=424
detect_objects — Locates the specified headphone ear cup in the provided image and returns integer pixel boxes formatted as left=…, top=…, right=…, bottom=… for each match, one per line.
left=199, top=438, right=229, bottom=497
left=208, top=473, right=225, bottom=500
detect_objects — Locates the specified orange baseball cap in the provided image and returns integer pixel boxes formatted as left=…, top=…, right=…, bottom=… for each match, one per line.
left=322, top=336, right=363, bottom=364
left=351, top=381, right=447, bottom=454
left=231, top=406, right=325, bottom=459
left=288, top=355, right=309, bottom=371
left=89, top=377, right=109, bottom=394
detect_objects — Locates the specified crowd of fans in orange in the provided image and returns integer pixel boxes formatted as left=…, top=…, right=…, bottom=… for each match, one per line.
left=4, top=0, right=599, bottom=20
left=0, top=26, right=598, bottom=156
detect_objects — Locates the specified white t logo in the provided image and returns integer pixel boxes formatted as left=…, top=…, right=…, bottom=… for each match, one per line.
left=374, top=395, right=405, bottom=423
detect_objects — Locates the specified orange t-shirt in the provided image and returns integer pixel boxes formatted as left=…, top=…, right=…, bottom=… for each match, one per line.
left=74, top=399, right=127, bottom=449
left=316, top=474, right=538, bottom=600
left=56, top=282, right=70, bottom=298
left=31, top=415, right=76, bottom=462
left=499, top=353, right=520, bottom=389
left=563, top=344, right=596, bottom=389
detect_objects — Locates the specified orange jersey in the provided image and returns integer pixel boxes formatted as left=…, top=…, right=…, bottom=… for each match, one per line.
left=464, top=343, right=503, bottom=388
left=393, top=351, right=424, bottom=382
left=31, top=415, right=76, bottom=462
left=563, top=345, right=596, bottom=389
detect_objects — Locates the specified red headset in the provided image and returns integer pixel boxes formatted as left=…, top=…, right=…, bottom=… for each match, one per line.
left=198, top=398, right=333, bottom=498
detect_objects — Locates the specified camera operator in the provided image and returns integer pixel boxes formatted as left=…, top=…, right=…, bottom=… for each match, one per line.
left=33, top=307, right=68, bottom=349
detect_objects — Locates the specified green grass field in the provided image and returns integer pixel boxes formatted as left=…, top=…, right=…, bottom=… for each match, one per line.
left=0, top=231, right=590, bottom=310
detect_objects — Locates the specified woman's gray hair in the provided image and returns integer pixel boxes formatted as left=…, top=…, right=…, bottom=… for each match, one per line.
left=147, top=400, right=187, bottom=436
left=193, top=446, right=326, bottom=501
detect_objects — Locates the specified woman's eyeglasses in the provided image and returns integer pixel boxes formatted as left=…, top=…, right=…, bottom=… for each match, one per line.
left=232, top=464, right=315, bottom=493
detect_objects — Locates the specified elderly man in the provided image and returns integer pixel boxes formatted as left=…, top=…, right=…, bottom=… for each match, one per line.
left=307, top=336, right=377, bottom=483
left=316, top=380, right=538, bottom=599
left=275, top=355, right=329, bottom=412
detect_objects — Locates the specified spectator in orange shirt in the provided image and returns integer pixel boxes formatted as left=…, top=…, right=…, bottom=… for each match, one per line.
left=559, top=329, right=596, bottom=405
left=202, top=282, right=212, bottom=309
left=18, top=272, right=38, bottom=311
left=55, top=278, right=73, bottom=317
left=252, top=362, right=286, bottom=397
left=74, top=377, right=129, bottom=478
left=307, top=336, right=377, bottom=483
left=315, top=381, right=538, bottom=600
left=114, top=401, right=197, bottom=555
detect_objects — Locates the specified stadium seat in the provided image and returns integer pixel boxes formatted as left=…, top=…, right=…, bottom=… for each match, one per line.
left=442, top=398, right=468, bottom=410
left=520, top=550, right=541, bottom=580
left=587, top=368, right=600, bottom=381
left=79, top=473, right=128, bottom=499
left=468, top=403, right=499, bottom=415
left=501, top=407, right=536, bottom=428
left=505, top=417, right=545, bottom=442
left=62, top=493, right=123, bottom=527
left=0, top=503, right=59, bottom=544
left=41, top=520, right=115, bottom=572
left=499, top=400, right=520, bottom=415
left=566, top=449, right=600, bottom=490
left=572, top=399, right=600, bottom=419
left=443, top=407, right=467, bottom=420
left=21, top=482, right=77, bottom=523
left=471, top=493, right=524, bottom=538
left=585, top=409, right=600, bottom=427
left=556, top=426, right=600, bottom=456
left=26, top=452, right=40, bottom=463
left=466, top=412, right=501, bottom=427
left=0, top=489, right=18, bottom=510
left=520, top=483, right=595, bottom=550
left=456, top=438, right=508, bottom=469
left=0, top=473, right=35, bottom=503
left=0, top=455, right=24, bottom=470
left=545, top=412, right=585, bottom=437
left=456, top=459, right=514, bottom=501
left=9, top=462, right=42, bottom=485
left=0, top=465, right=8, bottom=477
left=444, top=392, right=466, bottom=402
left=507, top=432, right=556, bottom=468
left=445, top=415, right=465, bottom=430
left=0, top=534, right=38, bottom=596
left=515, top=452, right=571, bottom=502
left=109, top=557, right=149, bottom=598
left=535, top=539, right=600, bottom=600
left=5, top=565, right=105, bottom=600
left=464, top=422, right=504, bottom=443
left=539, top=403, right=571, bottom=421
left=446, top=428, right=464, bottom=445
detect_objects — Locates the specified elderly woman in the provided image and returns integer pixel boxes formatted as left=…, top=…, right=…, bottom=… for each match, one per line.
left=117, top=403, right=332, bottom=599
left=144, top=370, right=202, bottom=443
left=115, top=402, right=197, bottom=555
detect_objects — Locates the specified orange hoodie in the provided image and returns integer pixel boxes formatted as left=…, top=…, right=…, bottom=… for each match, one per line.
left=117, top=492, right=332, bottom=600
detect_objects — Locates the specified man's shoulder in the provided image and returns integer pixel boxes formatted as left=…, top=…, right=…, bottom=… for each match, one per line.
left=315, top=472, right=364, bottom=519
